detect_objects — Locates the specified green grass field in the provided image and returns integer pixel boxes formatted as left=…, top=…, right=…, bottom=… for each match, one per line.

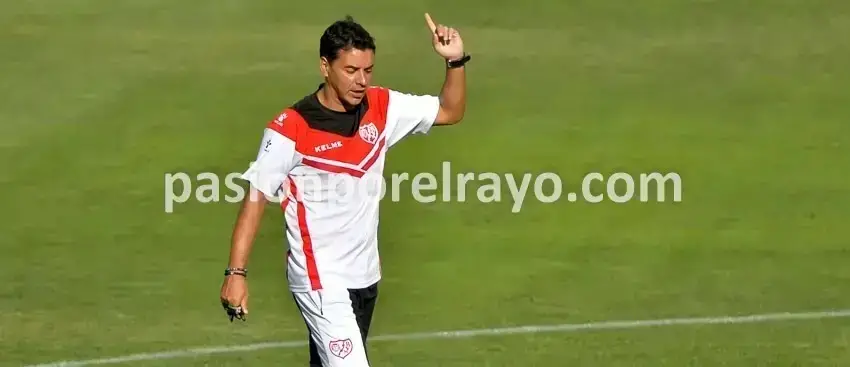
left=3, top=0, right=850, bottom=365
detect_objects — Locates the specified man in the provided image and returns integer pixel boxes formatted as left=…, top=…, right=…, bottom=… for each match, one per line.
left=219, top=13, right=468, bottom=366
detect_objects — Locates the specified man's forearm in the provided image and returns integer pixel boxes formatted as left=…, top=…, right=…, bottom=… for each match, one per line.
left=438, top=65, right=466, bottom=123
left=228, top=191, right=267, bottom=268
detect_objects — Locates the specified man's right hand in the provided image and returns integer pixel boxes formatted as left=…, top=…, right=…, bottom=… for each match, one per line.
left=220, top=188, right=268, bottom=321
left=220, top=274, right=249, bottom=320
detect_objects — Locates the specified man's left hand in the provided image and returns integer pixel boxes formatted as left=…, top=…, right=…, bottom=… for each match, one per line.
left=425, top=13, right=464, bottom=61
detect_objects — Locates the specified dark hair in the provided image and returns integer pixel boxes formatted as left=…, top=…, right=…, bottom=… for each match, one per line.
left=319, top=15, right=376, bottom=62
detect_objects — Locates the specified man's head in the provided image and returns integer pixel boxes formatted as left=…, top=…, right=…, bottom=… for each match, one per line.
left=319, top=16, right=376, bottom=108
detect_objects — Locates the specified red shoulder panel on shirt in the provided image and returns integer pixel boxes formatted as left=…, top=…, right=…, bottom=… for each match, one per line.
left=266, top=108, right=301, bottom=141
left=366, top=86, right=390, bottom=124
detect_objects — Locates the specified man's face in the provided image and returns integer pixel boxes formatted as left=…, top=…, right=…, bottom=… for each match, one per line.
left=322, top=48, right=374, bottom=107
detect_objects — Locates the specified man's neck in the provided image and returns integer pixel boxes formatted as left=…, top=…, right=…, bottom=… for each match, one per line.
left=316, top=84, right=353, bottom=112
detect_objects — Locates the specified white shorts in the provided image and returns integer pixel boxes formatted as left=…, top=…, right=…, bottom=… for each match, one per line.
left=293, top=287, right=372, bottom=367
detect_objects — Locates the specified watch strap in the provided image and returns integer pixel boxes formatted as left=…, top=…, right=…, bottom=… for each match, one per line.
left=447, top=54, right=471, bottom=68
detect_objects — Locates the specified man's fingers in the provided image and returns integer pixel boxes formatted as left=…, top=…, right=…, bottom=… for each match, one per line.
left=424, top=13, right=437, bottom=33
left=226, top=296, right=238, bottom=306
left=436, top=25, right=445, bottom=41
left=425, top=13, right=460, bottom=46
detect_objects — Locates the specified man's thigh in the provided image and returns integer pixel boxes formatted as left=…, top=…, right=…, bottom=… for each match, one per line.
left=348, top=283, right=379, bottom=341
left=294, top=287, right=371, bottom=367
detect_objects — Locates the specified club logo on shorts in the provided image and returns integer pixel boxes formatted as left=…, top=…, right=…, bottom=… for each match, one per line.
left=359, top=122, right=379, bottom=145
left=329, top=339, right=353, bottom=359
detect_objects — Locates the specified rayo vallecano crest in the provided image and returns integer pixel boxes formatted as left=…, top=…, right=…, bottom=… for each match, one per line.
left=358, top=122, right=379, bottom=145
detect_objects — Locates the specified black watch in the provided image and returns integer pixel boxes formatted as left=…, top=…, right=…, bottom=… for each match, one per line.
left=447, top=54, right=471, bottom=68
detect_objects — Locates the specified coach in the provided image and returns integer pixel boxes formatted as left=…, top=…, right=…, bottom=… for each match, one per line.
left=220, top=13, right=469, bottom=367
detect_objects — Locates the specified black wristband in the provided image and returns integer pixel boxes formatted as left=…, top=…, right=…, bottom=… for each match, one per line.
left=447, top=54, right=471, bottom=68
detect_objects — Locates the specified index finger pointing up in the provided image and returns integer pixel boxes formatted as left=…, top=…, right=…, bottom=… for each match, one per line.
left=424, top=13, right=437, bottom=33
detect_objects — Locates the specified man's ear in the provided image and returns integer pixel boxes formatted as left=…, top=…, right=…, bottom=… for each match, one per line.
left=320, top=57, right=330, bottom=78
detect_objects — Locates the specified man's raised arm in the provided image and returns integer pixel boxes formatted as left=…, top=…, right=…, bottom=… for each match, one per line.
left=425, top=13, right=469, bottom=126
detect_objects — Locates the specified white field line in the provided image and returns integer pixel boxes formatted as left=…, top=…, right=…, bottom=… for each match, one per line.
left=25, top=309, right=850, bottom=367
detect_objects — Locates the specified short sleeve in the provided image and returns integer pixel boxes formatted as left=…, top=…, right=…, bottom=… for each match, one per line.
left=240, top=128, right=299, bottom=198
left=385, top=89, right=441, bottom=147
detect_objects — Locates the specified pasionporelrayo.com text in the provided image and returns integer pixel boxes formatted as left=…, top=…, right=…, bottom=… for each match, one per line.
left=164, top=161, right=682, bottom=213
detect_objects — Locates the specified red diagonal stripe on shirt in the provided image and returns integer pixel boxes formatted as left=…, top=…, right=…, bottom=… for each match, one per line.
left=290, top=180, right=323, bottom=290
left=359, top=138, right=386, bottom=172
